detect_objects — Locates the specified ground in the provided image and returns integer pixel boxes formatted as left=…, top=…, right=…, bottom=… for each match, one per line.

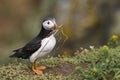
left=0, top=45, right=120, bottom=80
left=44, top=62, right=75, bottom=76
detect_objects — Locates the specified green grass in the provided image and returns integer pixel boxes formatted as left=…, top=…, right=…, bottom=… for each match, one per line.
left=0, top=45, right=120, bottom=80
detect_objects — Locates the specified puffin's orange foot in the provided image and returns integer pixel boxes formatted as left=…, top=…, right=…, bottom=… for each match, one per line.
left=33, top=69, right=43, bottom=75
left=32, top=60, right=46, bottom=75
left=36, top=66, right=46, bottom=70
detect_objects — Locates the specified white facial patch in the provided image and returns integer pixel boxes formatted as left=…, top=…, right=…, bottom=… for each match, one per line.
left=42, top=20, right=54, bottom=30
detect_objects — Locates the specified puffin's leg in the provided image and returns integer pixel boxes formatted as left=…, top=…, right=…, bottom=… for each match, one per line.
left=34, top=59, right=46, bottom=70
left=32, top=59, right=46, bottom=75
left=32, top=60, right=42, bottom=75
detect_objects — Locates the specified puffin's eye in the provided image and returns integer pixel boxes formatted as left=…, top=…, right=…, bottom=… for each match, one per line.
left=47, top=21, right=50, bottom=24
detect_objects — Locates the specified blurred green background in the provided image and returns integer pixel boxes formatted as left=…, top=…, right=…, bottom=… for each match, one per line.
left=0, top=0, right=120, bottom=64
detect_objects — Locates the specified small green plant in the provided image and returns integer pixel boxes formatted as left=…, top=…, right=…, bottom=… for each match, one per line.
left=75, top=46, right=120, bottom=80
left=108, top=35, right=119, bottom=48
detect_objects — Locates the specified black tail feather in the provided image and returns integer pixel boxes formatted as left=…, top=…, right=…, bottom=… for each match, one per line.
left=9, top=53, right=18, bottom=58
left=9, top=52, right=30, bottom=59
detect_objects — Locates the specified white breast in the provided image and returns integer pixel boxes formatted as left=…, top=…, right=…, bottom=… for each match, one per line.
left=30, top=34, right=56, bottom=63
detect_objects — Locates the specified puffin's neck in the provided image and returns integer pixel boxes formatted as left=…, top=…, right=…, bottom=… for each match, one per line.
left=38, top=26, right=52, bottom=39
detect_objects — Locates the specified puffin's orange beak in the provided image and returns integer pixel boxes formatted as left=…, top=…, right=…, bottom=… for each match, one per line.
left=55, top=23, right=59, bottom=30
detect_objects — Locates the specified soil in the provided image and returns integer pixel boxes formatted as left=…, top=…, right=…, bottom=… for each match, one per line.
left=43, top=62, right=89, bottom=76
left=44, top=62, right=75, bottom=76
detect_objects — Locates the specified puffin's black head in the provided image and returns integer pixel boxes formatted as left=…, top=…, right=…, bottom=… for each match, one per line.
left=38, top=17, right=59, bottom=38
left=42, top=17, right=59, bottom=31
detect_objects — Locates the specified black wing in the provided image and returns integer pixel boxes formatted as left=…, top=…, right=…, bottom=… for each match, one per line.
left=10, top=37, right=42, bottom=59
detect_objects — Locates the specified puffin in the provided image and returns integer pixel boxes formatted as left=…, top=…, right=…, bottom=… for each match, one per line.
left=9, top=17, right=59, bottom=75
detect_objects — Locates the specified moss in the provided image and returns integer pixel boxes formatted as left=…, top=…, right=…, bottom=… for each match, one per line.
left=0, top=62, right=74, bottom=80
left=0, top=46, right=120, bottom=80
